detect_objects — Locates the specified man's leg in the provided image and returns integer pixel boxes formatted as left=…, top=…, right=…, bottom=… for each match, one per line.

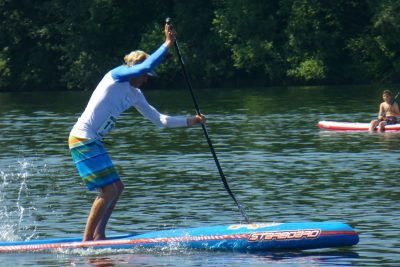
left=378, top=121, right=387, bottom=132
left=369, top=120, right=379, bottom=131
left=93, top=180, right=124, bottom=240
left=83, top=182, right=122, bottom=241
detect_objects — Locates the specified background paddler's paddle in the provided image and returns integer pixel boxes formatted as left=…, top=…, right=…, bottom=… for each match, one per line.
left=166, top=17, right=250, bottom=223
left=386, top=90, right=399, bottom=112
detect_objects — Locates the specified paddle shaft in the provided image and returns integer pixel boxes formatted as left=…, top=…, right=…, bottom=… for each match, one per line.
left=391, top=91, right=400, bottom=105
left=166, top=18, right=250, bottom=223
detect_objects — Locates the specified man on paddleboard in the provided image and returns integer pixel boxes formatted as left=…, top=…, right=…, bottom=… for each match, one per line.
left=68, top=23, right=205, bottom=241
left=369, top=90, right=400, bottom=132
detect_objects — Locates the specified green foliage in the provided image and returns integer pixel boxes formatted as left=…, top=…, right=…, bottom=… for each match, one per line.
left=0, top=48, right=11, bottom=87
left=287, top=58, right=326, bottom=82
left=212, top=0, right=285, bottom=83
left=0, top=0, right=399, bottom=91
left=346, top=0, right=400, bottom=83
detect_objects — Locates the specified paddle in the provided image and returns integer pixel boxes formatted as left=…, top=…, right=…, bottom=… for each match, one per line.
left=389, top=91, right=399, bottom=108
left=166, top=18, right=250, bottom=224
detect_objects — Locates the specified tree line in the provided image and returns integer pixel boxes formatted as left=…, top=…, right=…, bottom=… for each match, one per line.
left=1, top=0, right=399, bottom=91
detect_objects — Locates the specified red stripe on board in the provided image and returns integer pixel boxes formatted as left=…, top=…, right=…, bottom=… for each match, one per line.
left=0, top=233, right=250, bottom=253
left=320, top=231, right=358, bottom=236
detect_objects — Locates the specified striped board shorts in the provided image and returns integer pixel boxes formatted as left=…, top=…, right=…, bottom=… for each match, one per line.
left=68, top=136, right=120, bottom=191
left=385, top=116, right=397, bottom=125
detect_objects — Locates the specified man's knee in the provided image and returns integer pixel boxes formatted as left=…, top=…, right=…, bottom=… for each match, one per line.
left=115, top=180, right=124, bottom=195
left=100, top=181, right=123, bottom=200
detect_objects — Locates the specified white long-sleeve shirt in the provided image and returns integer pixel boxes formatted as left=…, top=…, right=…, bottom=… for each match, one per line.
left=70, top=44, right=188, bottom=140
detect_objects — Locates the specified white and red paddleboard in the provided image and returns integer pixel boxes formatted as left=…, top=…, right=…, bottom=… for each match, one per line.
left=318, top=120, right=400, bottom=132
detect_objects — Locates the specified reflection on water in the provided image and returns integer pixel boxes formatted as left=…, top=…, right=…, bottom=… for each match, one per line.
left=0, top=86, right=399, bottom=266
left=0, top=249, right=361, bottom=267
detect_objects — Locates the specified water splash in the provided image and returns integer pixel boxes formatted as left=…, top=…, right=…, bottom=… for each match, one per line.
left=0, top=159, right=38, bottom=241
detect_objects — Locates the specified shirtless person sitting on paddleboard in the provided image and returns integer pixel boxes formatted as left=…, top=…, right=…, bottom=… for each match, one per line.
left=369, top=90, right=400, bottom=132
left=68, top=23, right=205, bottom=241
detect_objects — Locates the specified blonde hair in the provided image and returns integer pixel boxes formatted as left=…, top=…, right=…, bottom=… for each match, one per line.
left=124, top=50, right=149, bottom=67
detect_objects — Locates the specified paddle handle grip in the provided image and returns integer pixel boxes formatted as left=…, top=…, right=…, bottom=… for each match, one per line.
left=165, top=18, right=202, bottom=115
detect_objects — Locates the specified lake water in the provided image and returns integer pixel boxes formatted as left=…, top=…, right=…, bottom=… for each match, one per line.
left=0, top=85, right=399, bottom=266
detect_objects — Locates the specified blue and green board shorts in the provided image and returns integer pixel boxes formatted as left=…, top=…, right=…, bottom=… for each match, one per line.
left=68, top=136, right=120, bottom=191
